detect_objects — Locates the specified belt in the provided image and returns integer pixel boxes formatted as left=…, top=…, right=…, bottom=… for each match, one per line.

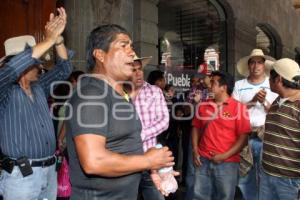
left=249, top=131, right=262, bottom=140
left=11, top=156, right=56, bottom=167
left=1, top=156, right=56, bottom=174
left=30, top=156, right=56, bottom=167
left=249, top=132, right=258, bottom=138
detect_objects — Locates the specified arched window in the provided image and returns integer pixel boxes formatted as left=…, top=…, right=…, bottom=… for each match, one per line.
left=295, top=47, right=300, bottom=65
left=256, top=23, right=282, bottom=59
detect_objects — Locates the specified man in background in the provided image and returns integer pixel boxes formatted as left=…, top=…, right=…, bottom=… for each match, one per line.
left=233, top=49, right=278, bottom=200
left=260, top=58, right=300, bottom=200
left=192, top=71, right=251, bottom=200
left=130, top=55, right=170, bottom=199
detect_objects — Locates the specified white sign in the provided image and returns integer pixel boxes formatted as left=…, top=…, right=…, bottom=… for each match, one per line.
left=166, top=73, right=191, bottom=88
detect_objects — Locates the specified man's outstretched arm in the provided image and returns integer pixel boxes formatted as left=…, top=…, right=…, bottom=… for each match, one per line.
left=74, top=134, right=174, bottom=177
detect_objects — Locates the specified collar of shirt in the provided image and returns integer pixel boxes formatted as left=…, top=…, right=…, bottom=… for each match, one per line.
left=132, top=81, right=150, bottom=100
left=207, top=96, right=232, bottom=106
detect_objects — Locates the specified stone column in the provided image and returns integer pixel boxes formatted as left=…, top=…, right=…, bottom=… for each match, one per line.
left=64, top=0, right=134, bottom=71
left=133, top=0, right=159, bottom=77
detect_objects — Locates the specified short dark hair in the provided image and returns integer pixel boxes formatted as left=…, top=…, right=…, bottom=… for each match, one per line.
left=68, top=70, right=84, bottom=82
left=147, top=70, right=164, bottom=85
left=211, top=70, right=235, bottom=95
left=86, top=24, right=131, bottom=71
left=164, top=84, right=173, bottom=92
left=270, top=69, right=300, bottom=89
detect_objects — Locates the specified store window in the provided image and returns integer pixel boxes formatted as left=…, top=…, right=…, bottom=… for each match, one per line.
left=158, top=0, right=227, bottom=92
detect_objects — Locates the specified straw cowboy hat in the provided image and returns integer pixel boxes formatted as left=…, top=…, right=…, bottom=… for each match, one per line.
left=271, top=58, right=300, bottom=83
left=236, top=49, right=275, bottom=77
left=0, top=35, right=36, bottom=64
left=133, top=54, right=152, bottom=67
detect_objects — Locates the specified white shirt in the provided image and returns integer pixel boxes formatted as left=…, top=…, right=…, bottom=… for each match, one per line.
left=232, top=78, right=278, bottom=127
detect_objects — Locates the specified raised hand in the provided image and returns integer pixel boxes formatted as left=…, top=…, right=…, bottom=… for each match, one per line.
left=44, top=7, right=67, bottom=43
left=55, top=7, right=67, bottom=37
left=31, top=7, right=68, bottom=59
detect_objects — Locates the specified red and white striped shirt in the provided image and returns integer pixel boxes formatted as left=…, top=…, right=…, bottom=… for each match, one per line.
left=132, top=82, right=169, bottom=152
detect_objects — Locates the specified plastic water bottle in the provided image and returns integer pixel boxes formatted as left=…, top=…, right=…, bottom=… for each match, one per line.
left=155, top=144, right=178, bottom=194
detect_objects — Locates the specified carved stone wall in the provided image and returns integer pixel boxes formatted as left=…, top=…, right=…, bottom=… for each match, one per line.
left=64, top=0, right=300, bottom=75
left=228, top=0, right=300, bottom=63
left=133, top=0, right=159, bottom=76
left=64, top=0, right=134, bottom=71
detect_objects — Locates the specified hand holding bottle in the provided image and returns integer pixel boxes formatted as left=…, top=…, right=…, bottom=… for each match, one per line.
left=155, top=144, right=178, bottom=195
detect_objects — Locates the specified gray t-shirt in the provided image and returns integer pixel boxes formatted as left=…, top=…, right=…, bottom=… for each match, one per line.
left=66, top=76, right=143, bottom=200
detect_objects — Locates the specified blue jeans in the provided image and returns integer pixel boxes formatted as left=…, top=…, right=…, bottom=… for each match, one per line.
left=238, top=138, right=262, bottom=200
left=259, top=170, right=300, bottom=200
left=139, top=171, right=164, bottom=200
left=0, top=159, right=57, bottom=200
left=193, top=157, right=239, bottom=200
left=184, top=135, right=195, bottom=200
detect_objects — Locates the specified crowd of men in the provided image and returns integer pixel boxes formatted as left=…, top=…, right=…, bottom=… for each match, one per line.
left=0, top=7, right=300, bottom=200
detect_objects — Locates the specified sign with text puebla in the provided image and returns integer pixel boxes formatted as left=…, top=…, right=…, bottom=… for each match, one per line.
left=158, top=65, right=205, bottom=93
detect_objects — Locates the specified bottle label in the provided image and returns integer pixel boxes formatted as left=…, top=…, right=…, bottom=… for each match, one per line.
left=158, top=166, right=173, bottom=174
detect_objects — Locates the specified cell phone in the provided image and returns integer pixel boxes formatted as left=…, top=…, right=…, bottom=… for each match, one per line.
left=16, top=156, right=33, bottom=177
left=2, top=158, right=14, bottom=173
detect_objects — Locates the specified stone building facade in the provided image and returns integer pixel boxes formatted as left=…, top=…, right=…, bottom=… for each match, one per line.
left=64, top=0, right=300, bottom=78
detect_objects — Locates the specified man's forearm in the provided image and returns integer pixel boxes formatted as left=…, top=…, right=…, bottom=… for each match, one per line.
left=78, top=145, right=172, bottom=177
left=141, top=95, right=169, bottom=142
left=31, top=38, right=56, bottom=59
left=0, top=48, right=37, bottom=85
left=141, top=117, right=169, bottom=142
left=223, top=134, right=248, bottom=159
left=84, top=151, right=151, bottom=177
left=55, top=36, right=68, bottom=60
left=192, top=127, right=201, bottom=153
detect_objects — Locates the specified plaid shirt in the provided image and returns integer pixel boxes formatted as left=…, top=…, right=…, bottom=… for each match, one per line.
left=132, top=82, right=169, bottom=151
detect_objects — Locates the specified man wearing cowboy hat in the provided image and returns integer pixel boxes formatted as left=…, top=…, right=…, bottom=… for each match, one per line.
left=0, top=8, right=73, bottom=200
left=127, top=55, right=172, bottom=199
left=260, top=58, right=300, bottom=200
left=232, top=49, right=278, bottom=200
